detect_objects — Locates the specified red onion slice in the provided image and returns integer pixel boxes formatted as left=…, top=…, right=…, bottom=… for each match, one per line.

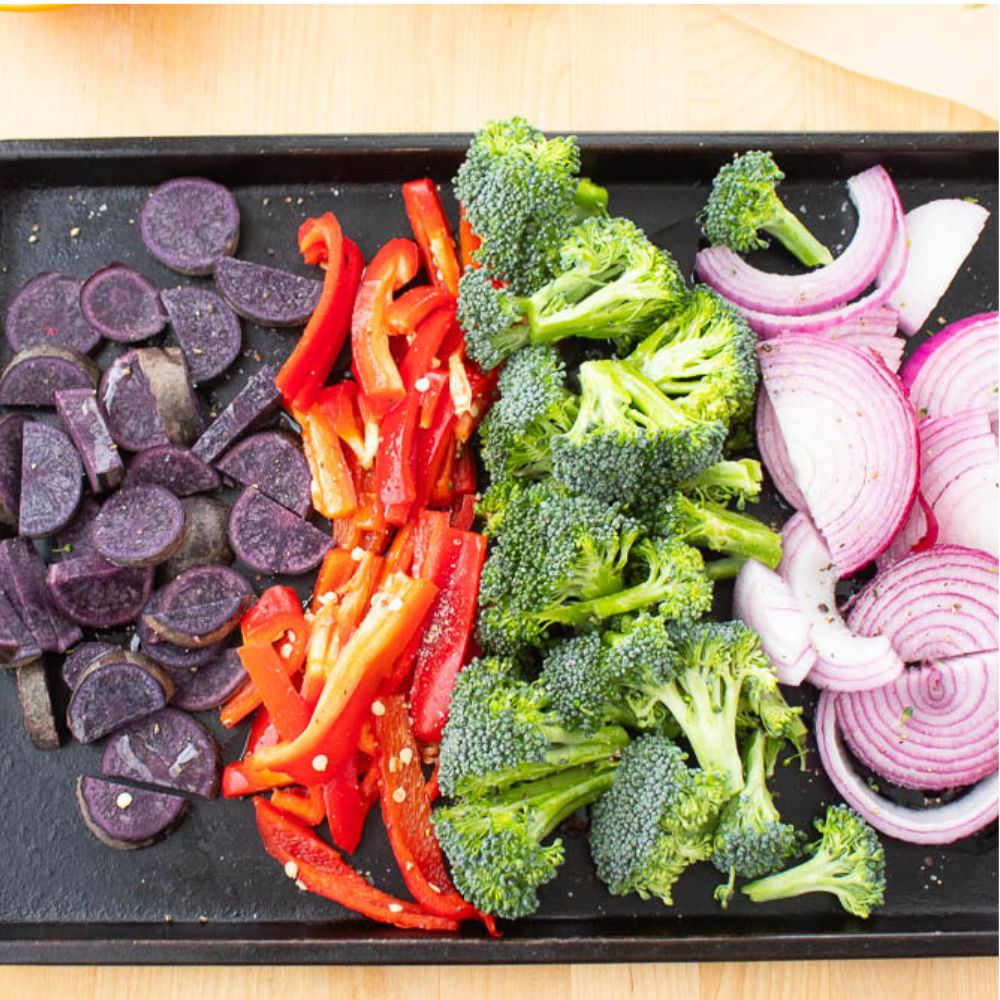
left=901, top=312, right=999, bottom=436
left=815, top=691, right=998, bottom=844
left=755, top=392, right=807, bottom=511
left=836, top=652, right=999, bottom=791
left=879, top=199, right=990, bottom=336
left=877, top=492, right=940, bottom=571
left=779, top=513, right=903, bottom=691
left=833, top=332, right=905, bottom=373
left=848, top=544, right=999, bottom=662
left=919, top=410, right=999, bottom=557
left=733, top=558, right=817, bottom=685
left=823, top=306, right=899, bottom=339
left=759, top=334, right=920, bottom=576
left=694, top=166, right=899, bottom=316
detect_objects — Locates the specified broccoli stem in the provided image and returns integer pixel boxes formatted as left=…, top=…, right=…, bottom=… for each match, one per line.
left=573, top=178, right=609, bottom=219
left=704, top=556, right=748, bottom=580
left=683, top=503, right=782, bottom=569
left=683, top=460, right=762, bottom=504
left=742, top=850, right=856, bottom=905
left=761, top=202, right=833, bottom=268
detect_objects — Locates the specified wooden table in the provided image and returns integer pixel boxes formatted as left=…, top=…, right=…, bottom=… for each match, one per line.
left=0, top=5, right=996, bottom=998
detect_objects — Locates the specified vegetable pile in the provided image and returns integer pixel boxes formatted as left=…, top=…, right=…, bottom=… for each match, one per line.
left=1, top=121, right=995, bottom=934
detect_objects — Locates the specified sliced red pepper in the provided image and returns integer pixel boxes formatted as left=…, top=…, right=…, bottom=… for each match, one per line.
left=237, top=644, right=311, bottom=742
left=399, top=306, right=458, bottom=390
left=418, top=372, right=449, bottom=430
left=458, top=204, right=481, bottom=270
left=310, top=548, right=357, bottom=613
left=374, top=695, right=494, bottom=930
left=381, top=523, right=415, bottom=581
left=411, top=508, right=452, bottom=580
left=296, top=402, right=358, bottom=519
left=452, top=444, right=477, bottom=495
left=375, top=388, right=422, bottom=519
left=450, top=492, right=478, bottom=531
left=409, top=528, right=486, bottom=743
left=413, top=397, right=458, bottom=512
left=429, top=442, right=456, bottom=508
left=387, top=285, right=454, bottom=336
left=313, top=383, right=377, bottom=470
left=321, top=753, right=368, bottom=853
left=351, top=239, right=420, bottom=414
left=454, top=362, right=498, bottom=443
left=254, top=797, right=460, bottom=932
left=425, top=760, right=441, bottom=804
left=242, top=586, right=302, bottom=639
left=270, top=784, right=327, bottom=826
left=223, top=760, right=294, bottom=797
left=402, top=179, right=461, bottom=297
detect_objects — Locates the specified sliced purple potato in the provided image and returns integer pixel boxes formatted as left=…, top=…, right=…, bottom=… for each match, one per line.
left=191, top=364, right=280, bottom=464
left=47, top=555, right=154, bottom=628
left=228, top=487, right=333, bottom=575
left=138, top=597, right=225, bottom=671
left=0, top=413, right=29, bottom=529
left=15, top=661, right=59, bottom=749
left=123, top=444, right=220, bottom=497
left=161, top=285, right=242, bottom=384
left=54, top=387, right=124, bottom=493
left=101, top=706, right=220, bottom=798
left=79, top=263, right=166, bottom=343
left=0, top=538, right=82, bottom=653
left=76, top=775, right=188, bottom=851
left=67, top=649, right=174, bottom=743
left=139, top=177, right=240, bottom=276
left=213, top=256, right=322, bottom=328
left=91, top=484, right=185, bottom=568
left=163, top=496, right=232, bottom=577
left=165, top=647, right=247, bottom=713
left=0, top=345, right=100, bottom=407
left=4, top=272, right=102, bottom=354
left=216, top=430, right=311, bottom=518
left=62, top=640, right=117, bottom=689
left=19, top=421, right=82, bottom=538
left=134, top=347, right=204, bottom=445
left=143, top=564, right=252, bottom=648
left=0, top=586, right=41, bottom=667
left=51, top=495, right=100, bottom=560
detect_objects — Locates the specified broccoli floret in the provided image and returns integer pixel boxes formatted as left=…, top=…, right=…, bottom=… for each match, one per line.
left=627, top=285, right=758, bottom=428
left=454, top=117, right=607, bottom=295
left=741, top=805, right=886, bottom=918
left=551, top=359, right=726, bottom=504
left=738, top=663, right=809, bottom=757
left=712, top=730, right=805, bottom=906
left=701, top=151, right=833, bottom=267
left=590, top=735, right=731, bottom=905
left=437, top=655, right=630, bottom=799
left=478, top=345, right=577, bottom=483
left=682, top=458, right=762, bottom=508
left=459, top=216, right=685, bottom=371
left=434, top=762, right=619, bottom=919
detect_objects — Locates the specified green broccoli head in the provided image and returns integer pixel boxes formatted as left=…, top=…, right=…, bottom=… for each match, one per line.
left=741, top=805, right=886, bottom=919
left=590, top=734, right=730, bottom=904
left=681, top=458, right=763, bottom=508
left=628, top=285, right=758, bottom=428
left=700, top=151, right=833, bottom=267
left=457, top=267, right=530, bottom=372
left=454, top=117, right=607, bottom=295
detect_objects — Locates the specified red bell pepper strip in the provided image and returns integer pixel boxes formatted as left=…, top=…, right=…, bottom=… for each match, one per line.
left=321, top=753, right=368, bottom=853
left=275, top=212, right=363, bottom=409
left=310, top=548, right=357, bottom=614
left=418, top=372, right=449, bottom=429
left=374, top=695, right=494, bottom=930
left=222, top=709, right=293, bottom=797
left=458, top=204, right=480, bottom=270
left=254, top=797, right=460, bottom=932
left=296, top=402, right=358, bottom=519
left=351, top=239, right=420, bottom=413
left=247, top=572, right=437, bottom=778
left=387, top=285, right=454, bottom=336
left=411, top=508, right=452, bottom=580
left=399, top=306, right=458, bottom=390
left=452, top=444, right=477, bottom=496
left=270, top=784, right=327, bottom=826
left=454, top=362, right=498, bottom=443
left=381, top=523, right=415, bottom=581
left=314, top=383, right=378, bottom=470
left=242, top=586, right=302, bottom=639
left=429, top=443, right=456, bottom=508
left=402, top=179, right=461, bottom=297
left=237, top=644, right=311, bottom=742
left=450, top=492, right=478, bottom=532
left=409, top=528, right=486, bottom=742
left=425, top=761, right=441, bottom=804
left=413, top=404, right=458, bottom=513
left=375, top=389, right=422, bottom=520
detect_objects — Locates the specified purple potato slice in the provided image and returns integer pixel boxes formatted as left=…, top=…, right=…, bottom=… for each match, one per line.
left=216, top=430, right=311, bottom=518
left=0, top=345, right=100, bottom=407
left=191, top=364, right=280, bottom=463
left=4, top=272, right=102, bottom=354
left=0, top=586, right=41, bottom=667
left=15, top=660, right=59, bottom=749
left=143, top=564, right=252, bottom=648
left=134, top=346, right=204, bottom=445
left=80, top=263, right=166, bottom=343
left=161, top=285, right=242, bottom=384
left=163, top=496, right=232, bottom=577
left=54, top=387, right=124, bottom=493
left=62, top=640, right=117, bottom=689
left=76, top=775, right=188, bottom=851
left=213, top=256, right=322, bottom=328
left=91, top=484, right=186, bottom=568
left=138, top=596, right=226, bottom=670
left=123, top=444, right=220, bottom=497
left=164, top=647, right=247, bottom=713
left=0, top=412, right=29, bottom=529
left=51, top=495, right=100, bottom=560
left=228, top=487, right=332, bottom=575
left=19, top=421, right=82, bottom=538
left=47, top=554, right=154, bottom=627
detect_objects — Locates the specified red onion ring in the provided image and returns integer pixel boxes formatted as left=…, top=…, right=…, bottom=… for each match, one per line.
left=815, top=690, right=998, bottom=844
left=848, top=544, right=999, bottom=662
left=835, top=652, right=999, bottom=791
left=876, top=492, right=940, bottom=571
left=833, top=331, right=905, bottom=373
left=755, top=391, right=807, bottom=511
left=759, top=335, right=920, bottom=577
left=695, top=166, right=899, bottom=316
left=779, top=513, right=903, bottom=691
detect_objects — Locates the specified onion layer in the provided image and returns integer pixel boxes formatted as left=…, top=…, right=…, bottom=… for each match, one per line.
left=759, top=334, right=919, bottom=576
left=836, top=652, right=999, bottom=791
left=779, top=513, right=903, bottom=691
left=695, top=166, right=899, bottom=316
left=877, top=492, right=940, bottom=570
left=733, top=558, right=816, bottom=685
left=815, top=691, right=999, bottom=844
left=755, top=391, right=807, bottom=511
left=901, top=312, right=999, bottom=435
left=848, top=544, right=1000, bottom=662
left=833, top=332, right=905, bottom=373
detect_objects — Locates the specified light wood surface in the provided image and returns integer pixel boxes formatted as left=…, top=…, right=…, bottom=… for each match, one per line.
left=0, top=5, right=996, bottom=999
